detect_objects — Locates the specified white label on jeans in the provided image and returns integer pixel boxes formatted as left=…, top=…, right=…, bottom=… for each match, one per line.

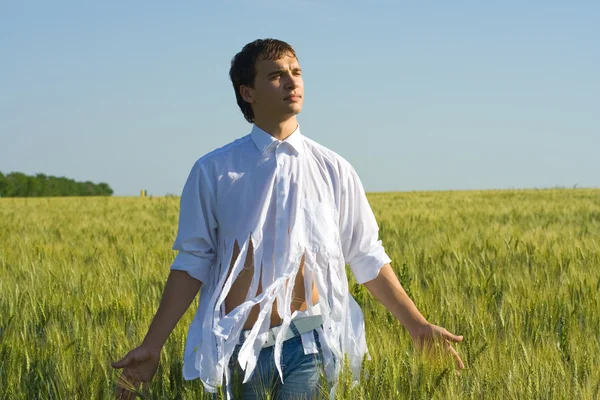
left=301, top=331, right=319, bottom=355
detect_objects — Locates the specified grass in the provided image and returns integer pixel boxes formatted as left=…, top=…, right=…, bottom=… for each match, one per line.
left=1, top=189, right=599, bottom=399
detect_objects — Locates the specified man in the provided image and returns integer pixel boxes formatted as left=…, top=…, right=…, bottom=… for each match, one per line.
left=112, top=38, right=465, bottom=399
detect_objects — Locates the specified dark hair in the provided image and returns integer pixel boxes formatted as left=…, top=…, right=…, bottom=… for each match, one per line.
left=229, top=39, right=298, bottom=123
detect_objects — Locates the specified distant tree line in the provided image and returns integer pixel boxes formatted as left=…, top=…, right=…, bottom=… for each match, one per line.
left=0, top=171, right=113, bottom=197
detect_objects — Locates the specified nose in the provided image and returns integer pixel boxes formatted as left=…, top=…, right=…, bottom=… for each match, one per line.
left=284, top=73, right=301, bottom=90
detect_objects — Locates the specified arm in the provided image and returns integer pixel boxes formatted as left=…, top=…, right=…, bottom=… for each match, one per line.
left=141, top=270, right=202, bottom=352
left=111, top=271, right=201, bottom=399
left=143, top=157, right=217, bottom=351
left=363, top=263, right=465, bottom=372
left=337, top=162, right=464, bottom=372
left=362, top=263, right=428, bottom=332
left=112, top=160, right=218, bottom=399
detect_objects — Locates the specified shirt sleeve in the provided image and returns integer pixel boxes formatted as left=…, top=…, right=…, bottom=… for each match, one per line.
left=338, top=163, right=391, bottom=284
left=170, top=160, right=218, bottom=284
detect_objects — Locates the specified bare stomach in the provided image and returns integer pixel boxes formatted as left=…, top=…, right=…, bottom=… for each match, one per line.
left=223, top=239, right=320, bottom=330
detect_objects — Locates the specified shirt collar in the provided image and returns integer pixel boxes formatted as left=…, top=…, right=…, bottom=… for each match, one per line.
left=250, top=124, right=304, bottom=156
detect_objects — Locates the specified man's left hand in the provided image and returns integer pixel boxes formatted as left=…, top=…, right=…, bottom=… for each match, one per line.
left=409, top=323, right=465, bottom=374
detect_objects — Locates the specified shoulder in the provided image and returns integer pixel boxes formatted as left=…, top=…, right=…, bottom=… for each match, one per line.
left=302, top=135, right=357, bottom=179
left=192, top=134, right=253, bottom=173
left=180, top=134, right=253, bottom=192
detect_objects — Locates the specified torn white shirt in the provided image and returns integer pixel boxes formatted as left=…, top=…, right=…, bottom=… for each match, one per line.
left=170, top=124, right=391, bottom=398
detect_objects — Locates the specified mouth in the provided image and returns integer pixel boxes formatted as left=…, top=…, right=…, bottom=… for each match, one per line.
left=284, top=94, right=302, bottom=102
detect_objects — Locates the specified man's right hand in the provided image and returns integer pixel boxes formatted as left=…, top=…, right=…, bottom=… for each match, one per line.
left=109, top=270, right=202, bottom=399
left=111, top=345, right=160, bottom=400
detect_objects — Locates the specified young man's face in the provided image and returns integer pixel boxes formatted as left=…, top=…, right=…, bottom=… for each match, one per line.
left=242, top=54, right=304, bottom=122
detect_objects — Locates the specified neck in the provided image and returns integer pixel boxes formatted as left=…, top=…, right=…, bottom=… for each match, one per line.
left=253, top=116, right=298, bottom=141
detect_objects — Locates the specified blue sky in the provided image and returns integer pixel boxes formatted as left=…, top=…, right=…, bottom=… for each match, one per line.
left=1, top=1, right=598, bottom=196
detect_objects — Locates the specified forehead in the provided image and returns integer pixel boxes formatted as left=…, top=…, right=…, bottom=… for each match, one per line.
left=255, top=55, right=301, bottom=73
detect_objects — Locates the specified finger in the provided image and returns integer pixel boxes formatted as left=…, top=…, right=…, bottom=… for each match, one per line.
left=117, top=384, right=139, bottom=400
left=116, top=382, right=136, bottom=400
left=111, top=353, right=132, bottom=369
left=442, top=329, right=464, bottom=343
left=117, top=372, right=141, bottom=399
left=444, top=341, right=465, bottom=370
left=141, top=380, right=151, bottom=396
left=115, top=384, right=125, bottom=400
left=117, top=388, right=136, bottom=400
left=116, top=386, right=133, bottom=400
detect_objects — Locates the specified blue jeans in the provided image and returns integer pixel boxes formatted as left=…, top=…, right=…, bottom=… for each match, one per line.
left=218, top=325, right=326, bottom=399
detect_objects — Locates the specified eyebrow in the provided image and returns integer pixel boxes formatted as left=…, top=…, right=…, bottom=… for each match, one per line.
left=267, top=67, right=302, bottom=77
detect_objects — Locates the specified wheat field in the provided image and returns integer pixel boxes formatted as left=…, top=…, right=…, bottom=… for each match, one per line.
left=1, top=189, right=599, bottom=399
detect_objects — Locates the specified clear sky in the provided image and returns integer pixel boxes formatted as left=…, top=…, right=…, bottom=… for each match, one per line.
left=1, top=1, right=598, bottom=196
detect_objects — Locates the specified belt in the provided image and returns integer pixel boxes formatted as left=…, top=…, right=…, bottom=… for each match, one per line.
left=241, top=305, right=323, bottom=348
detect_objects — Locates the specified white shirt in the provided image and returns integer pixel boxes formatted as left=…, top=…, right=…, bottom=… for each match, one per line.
left=170, top=124, right=391, bottom=398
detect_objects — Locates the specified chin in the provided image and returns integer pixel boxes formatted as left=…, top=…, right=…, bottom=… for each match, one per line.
left=288, top=104, right=303, bottom=115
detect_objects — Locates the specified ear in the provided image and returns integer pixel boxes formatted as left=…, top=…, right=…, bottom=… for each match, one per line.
left=240, top=85, right=254, bottom=104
